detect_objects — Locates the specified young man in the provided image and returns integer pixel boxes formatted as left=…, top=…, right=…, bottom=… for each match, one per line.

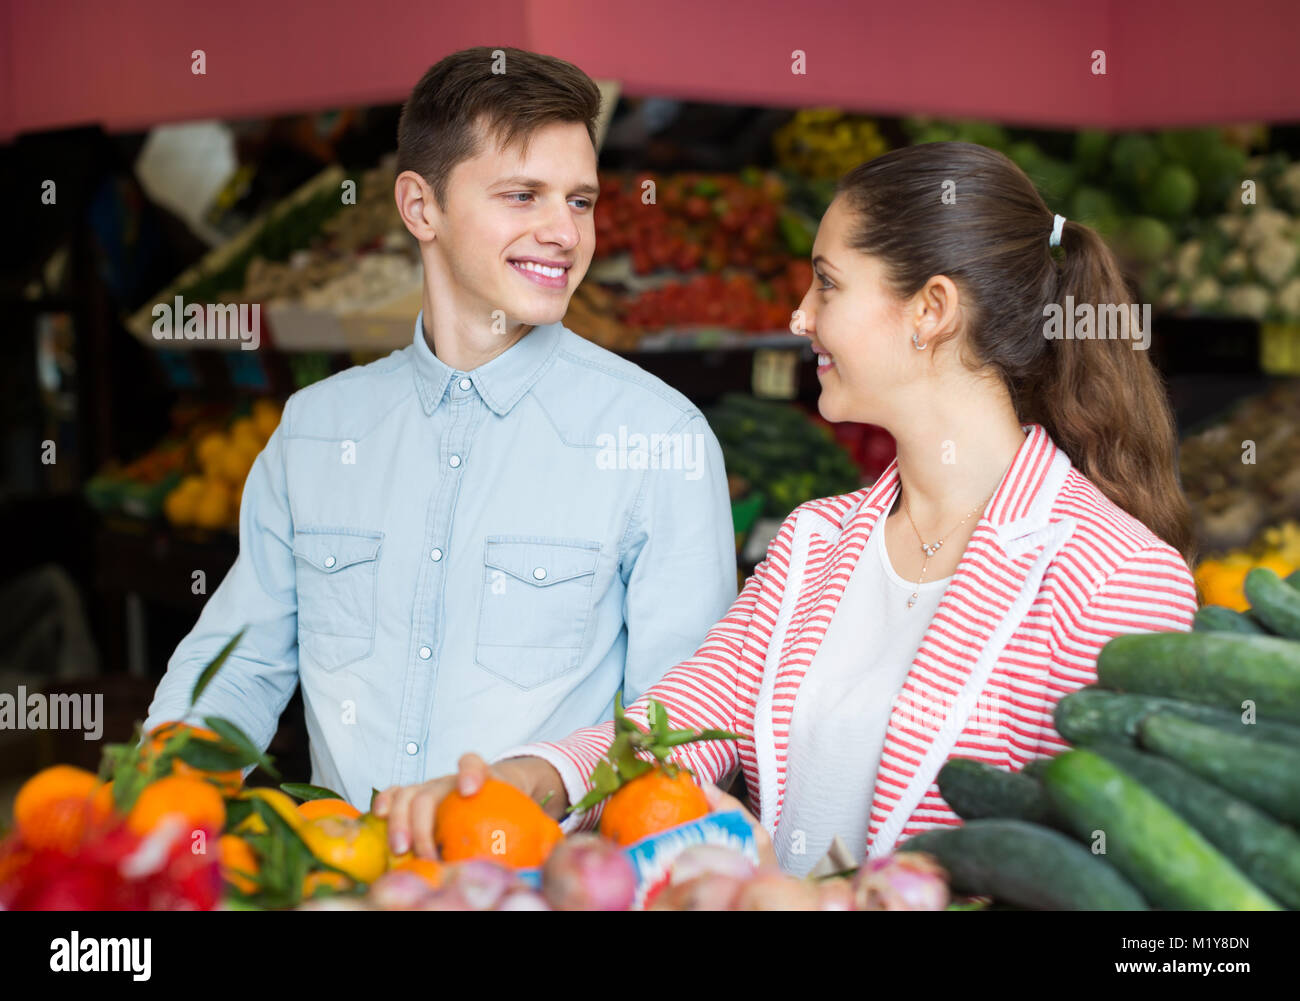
left=144, top=47, right=737, bottom=808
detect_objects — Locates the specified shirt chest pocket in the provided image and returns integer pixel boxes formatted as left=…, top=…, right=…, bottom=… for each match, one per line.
left=293, top=528, right=383, bottom=672
left=475, top=537, right=600, bottom=690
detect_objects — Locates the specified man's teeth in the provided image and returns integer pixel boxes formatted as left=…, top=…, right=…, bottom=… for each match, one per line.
left=819, top=353, right=834, bottom=366
left=515, top=261, right=566, bottom=278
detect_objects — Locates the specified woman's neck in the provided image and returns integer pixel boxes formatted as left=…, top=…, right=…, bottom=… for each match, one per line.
left=887, top=406, right=1027, bottom=533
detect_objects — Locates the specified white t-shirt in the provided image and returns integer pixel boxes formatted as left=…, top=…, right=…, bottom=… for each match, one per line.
left=774, top=521, right=952, bottom=876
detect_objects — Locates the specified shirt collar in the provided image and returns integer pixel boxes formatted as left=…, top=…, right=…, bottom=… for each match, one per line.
left=409, top=310, right=563, bottom=416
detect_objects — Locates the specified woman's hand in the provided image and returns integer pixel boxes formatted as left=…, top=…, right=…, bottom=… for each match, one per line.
left=701, top=780, right=778, bottom=869
left=371, top=753, right=565, bottom=859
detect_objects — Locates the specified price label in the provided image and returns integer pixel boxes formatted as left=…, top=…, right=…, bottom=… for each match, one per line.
left=1260, top=322, right=1300, bottom=375
left=752, top=348, right=800, bottom=399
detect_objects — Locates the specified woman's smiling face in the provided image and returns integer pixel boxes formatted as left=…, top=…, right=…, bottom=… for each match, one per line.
left=794, top=197, right=920, bottom=426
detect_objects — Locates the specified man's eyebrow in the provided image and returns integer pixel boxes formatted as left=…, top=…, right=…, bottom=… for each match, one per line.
left=493, top=175, right=600, bottom=197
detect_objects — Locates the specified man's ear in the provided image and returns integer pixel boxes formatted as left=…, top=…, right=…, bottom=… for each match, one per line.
left=395, top=170, right=439, bottom=242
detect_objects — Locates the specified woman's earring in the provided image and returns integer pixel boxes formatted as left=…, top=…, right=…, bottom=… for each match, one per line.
left=912, top=331, right=927, bottom=350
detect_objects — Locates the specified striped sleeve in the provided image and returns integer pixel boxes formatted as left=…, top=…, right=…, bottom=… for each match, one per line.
left=493, top=508, right=801, bottom=833
left=1037, top=544, right=1198, bottom=756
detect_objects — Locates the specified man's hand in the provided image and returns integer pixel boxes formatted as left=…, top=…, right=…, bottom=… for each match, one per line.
left=371, top=753, right=564, bottom=859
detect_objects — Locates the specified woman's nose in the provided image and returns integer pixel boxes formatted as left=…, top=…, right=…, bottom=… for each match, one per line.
left=791, top=295, right=814, bottom=338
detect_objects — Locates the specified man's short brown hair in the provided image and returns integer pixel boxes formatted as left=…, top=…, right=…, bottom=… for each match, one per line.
left=397, top=46, right=602, bottom=209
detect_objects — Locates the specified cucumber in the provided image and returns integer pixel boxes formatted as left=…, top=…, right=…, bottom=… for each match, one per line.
left=898, top=819, right=1148, bottom=910
left=937, top=758, right=1056, bottom=825
left=1021, top=757, right=1052, bottom=780
left=1287, top=569, right=1300, bottom=590
left=1041, top=749, right=1279, bottom=910
left=1091, top=743, right=1300, bottom=909
left=1245, top=567, right=1300, bottom=640
left=1139, top=713, right=1300, bottom=826
left=1097, top=632, right=1300, bottom=723
left=1193, top=605, right=1265, bottom=634
left=1054, top=687, right=1300, bottom=748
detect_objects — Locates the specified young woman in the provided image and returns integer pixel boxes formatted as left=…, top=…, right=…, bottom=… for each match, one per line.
left=374, top=142, right=1199, bottom=875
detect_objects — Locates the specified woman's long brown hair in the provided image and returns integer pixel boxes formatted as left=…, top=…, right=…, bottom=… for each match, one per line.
left=836, top=142, right=1194, bottom=565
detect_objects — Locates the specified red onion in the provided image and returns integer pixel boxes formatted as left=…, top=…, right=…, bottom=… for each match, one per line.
left=852, top=851, right=950, bottom=911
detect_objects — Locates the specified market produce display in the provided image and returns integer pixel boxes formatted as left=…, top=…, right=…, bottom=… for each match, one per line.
left=912, top=568, right=1300, bottom=910
left=1180, top=383, right=1300, bottom=553
left=771, top=109, right=890, bottom=181
left=163, top=399, right=282, bottom=531
left=1145, top=151, right=1300, bottom=321
left=84, top=398, right=279, bottom=526
left=0, top=634, right=952, bottom=911
left=707, top=393, right=864, bottom=518
left=593, top=169, right=795, bottom=277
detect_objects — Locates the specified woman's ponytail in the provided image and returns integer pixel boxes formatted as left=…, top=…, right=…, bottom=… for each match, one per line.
left=1025, top=221, right=1195, bottom=564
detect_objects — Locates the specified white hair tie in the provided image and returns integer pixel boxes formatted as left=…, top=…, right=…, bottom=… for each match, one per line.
left=1049, top=213, right=1067, bottom=248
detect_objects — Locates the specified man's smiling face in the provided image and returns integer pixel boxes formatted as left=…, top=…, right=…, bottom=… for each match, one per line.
left=434, top=119, right=599, bottom=328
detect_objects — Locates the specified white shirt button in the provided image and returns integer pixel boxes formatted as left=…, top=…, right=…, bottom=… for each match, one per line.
left=449, top=454, right=462, bottom=468
left=323, top=555, right=336, bottom=569
left=532, top=567, right=547, bottom=581
left=418, top=646, right=432, bottom=660
left=459, top=378, right=472, bottom=391
left=405, top=742, right=419, bottom=755
left=430, top=548, right=443, bottom=562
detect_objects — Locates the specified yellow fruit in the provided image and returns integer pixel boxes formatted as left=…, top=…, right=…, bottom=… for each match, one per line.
left=192, top=479, right=232, bottom=530
left=234, top=812, right=268, bottom=836
left=297, top=813, right=388, bottom=884
left=252, top=400, right=281, bottom=440
left=229, top=417, right=260, bottom=448
left=162, top=479, right=203, bottom=526
left=239, top=788, right=303, bottom=832
left=218, top=442, right=259, bottom=486
left=196, top=432, right=228, bottom=477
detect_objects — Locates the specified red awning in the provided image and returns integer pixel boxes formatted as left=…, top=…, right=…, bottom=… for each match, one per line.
left=2, top=0, right=1296, bottom=142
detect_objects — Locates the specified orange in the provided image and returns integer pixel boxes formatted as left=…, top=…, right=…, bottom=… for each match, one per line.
left=390, top=855, right=445, bottom=888
left=599, top=767, right=709, bottom=846
left=297, top=814, right=388, bottom=884
left=14, top=766, right=116, bottom=852
left=296, top=798, right=361, bottom=822
left=146, top=721, right=244, bottom=795
left=218, top=834, right=260, bottom=894
left=127, top=775, right=226, bottom=837
left=434, top=778, right=563, bottom=868
left=302, top=870, right=352, bottom=898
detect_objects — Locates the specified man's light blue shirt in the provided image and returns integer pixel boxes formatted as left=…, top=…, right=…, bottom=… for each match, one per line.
left=145, top=315, right=737, bottom=806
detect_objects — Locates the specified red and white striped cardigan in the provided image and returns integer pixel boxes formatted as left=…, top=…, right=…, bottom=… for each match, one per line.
left=499, top=424, right=1198, bottom=858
